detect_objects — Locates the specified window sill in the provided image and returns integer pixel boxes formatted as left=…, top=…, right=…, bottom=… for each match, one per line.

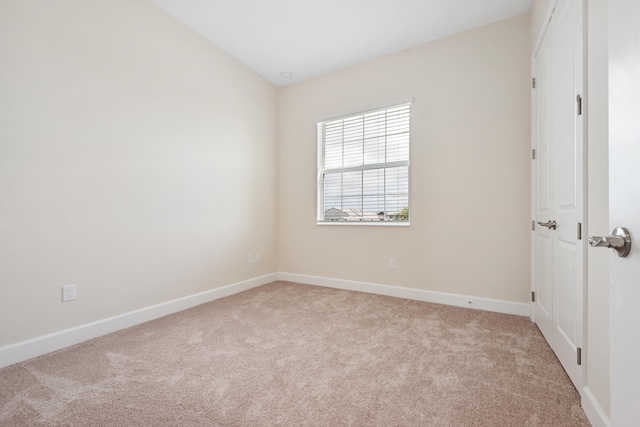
left=317, top=221, right=410, bottom=227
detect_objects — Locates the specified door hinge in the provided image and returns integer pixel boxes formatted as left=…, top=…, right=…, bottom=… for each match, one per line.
left=577, top=347, right=582, bottom=365
left=532, top=220, right=535, bottom=231
left=531, top=291, right=536, bottom=302
left=577, top=222, right=582, bottom=240
left=577, top=94, right=583, bottom=115
left=532, top=77, right=536, bottom=89
left=532, top=149, right=536, bottom=160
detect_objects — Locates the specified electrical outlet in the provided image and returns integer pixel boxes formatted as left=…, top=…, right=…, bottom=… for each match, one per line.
left=255, top=252, right=261, bottom=263
left=248, top=254, right=253, bottom=264
left=389, top=258, right=396, bottom=269
left=62, top=285, right=76, bottom=302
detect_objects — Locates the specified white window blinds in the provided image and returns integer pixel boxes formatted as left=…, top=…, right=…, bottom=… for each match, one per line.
left=317, top=103, right=410, bottom=224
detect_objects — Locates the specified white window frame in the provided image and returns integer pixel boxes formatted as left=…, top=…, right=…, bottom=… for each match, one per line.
left=316, top=101, right=412, bottom=226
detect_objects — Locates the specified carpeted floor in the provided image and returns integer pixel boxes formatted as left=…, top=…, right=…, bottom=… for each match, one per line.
left=0, top=281, right=590, bottom=426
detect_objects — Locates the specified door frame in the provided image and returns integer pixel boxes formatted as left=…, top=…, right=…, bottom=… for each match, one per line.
left=608, top=2, right=640, bottom=424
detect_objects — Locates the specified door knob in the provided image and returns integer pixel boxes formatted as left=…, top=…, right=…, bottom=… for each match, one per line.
left=589, top=227, right=632, bottom=257
left=537, top=220, right=557, bottom=230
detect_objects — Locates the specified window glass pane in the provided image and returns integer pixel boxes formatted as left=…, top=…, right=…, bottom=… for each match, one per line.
left=323, top=172, right=342, bottom=212
left=385, top=166, right=409, bottom=194
left=363, top=169, right=384, bottom=196
left=384, top=195, right=409, bottom=219
left=343, top=139, right=363, bottom=167
left=385, top=166, right=409, bottom=218
left=363, top=197, right=385, bottom=216
left=341, top=196, right=363, bottom=213
left=325, top=142, right=343, bottom=169
left=342, top=170, right=362, bottom=197
left=386, top=133, right=410, bottom=162
left=363, top=111, right=386, bottom=138
left=363, top=135, right=385, bottom=165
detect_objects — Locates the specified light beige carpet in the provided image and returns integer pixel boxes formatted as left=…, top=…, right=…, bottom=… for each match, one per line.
left=0, top=281, right=590, bottom=426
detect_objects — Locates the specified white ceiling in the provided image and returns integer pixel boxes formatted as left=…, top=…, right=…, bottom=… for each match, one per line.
left=149, top=0, right=533, bottom=87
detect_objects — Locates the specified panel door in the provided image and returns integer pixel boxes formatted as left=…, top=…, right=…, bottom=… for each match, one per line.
left=532, top=0, right=584, bottom=390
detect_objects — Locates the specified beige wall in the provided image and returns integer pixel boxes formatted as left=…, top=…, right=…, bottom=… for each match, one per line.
left=0, top=0, right=278, bottom=346
left=278, top=15, right=531, bottom=302
left=530, top=0, right=610, bottom=419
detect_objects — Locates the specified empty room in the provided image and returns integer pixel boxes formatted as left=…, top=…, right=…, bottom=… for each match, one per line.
left=1, top=0, right=637, bottom=425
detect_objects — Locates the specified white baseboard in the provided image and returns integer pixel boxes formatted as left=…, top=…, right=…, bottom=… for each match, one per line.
left=582, top=386, right=611, bottom=427
left=278, top=272, right=530, bottom=317
left=0, top=272, right=531, bottom=369
left=0, top=273, right=277, bottom=369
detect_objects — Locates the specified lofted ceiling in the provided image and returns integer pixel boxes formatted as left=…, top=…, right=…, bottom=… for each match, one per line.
left=149, top=0, right=533, bottom=87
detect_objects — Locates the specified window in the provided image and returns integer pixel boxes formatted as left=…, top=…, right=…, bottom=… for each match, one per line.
left=317, top=102, right=411, bottom=224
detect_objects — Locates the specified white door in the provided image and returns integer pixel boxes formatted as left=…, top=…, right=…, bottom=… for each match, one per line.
left=532, top=0, right=584, bottom=389
left=533, top=24, right=553, bottom=344
left=608, top=1, right=640, bottom=424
